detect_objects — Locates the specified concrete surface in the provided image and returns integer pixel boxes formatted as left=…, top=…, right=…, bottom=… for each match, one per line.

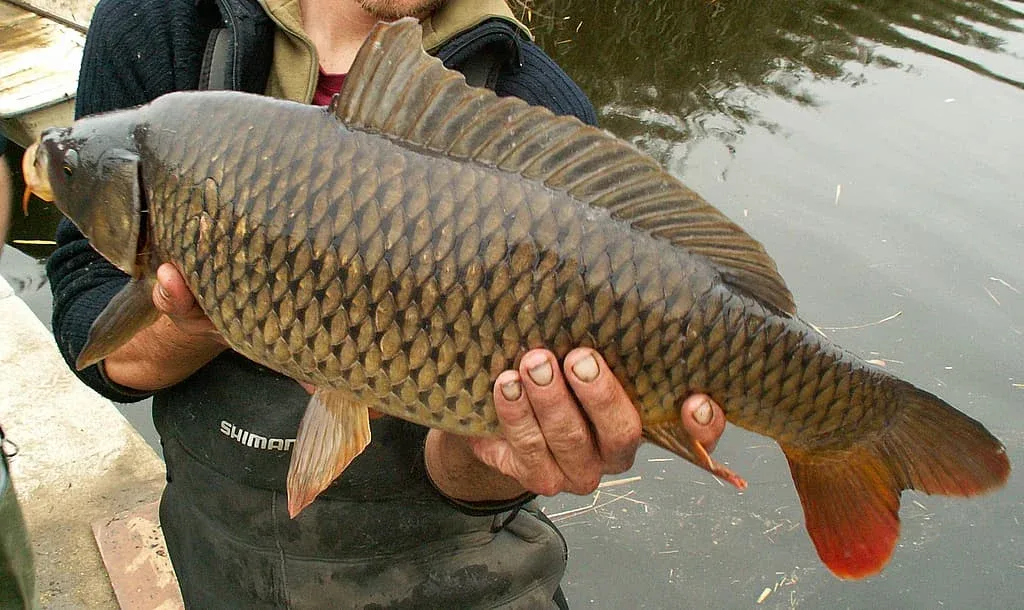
left=0, top=272, right=177, bottom=608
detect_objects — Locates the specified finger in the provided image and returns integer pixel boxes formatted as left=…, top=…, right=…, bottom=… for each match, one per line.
left=485, top=369, right=565, bottom=496
left=562, top=348, right=642, bottom=474
left=467, top=435, right=517, bottom=483
left=679, top=394, right=726, bottom=454
left=153, top=263, right=225, bottom=343
left=154, top=263, right=196, bottom=316
left=519, top=349, right=602, bottom=494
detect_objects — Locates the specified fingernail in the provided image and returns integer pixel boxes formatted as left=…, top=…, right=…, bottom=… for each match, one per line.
left=500, top=380, right=522, bottom=401
left=693, top=399, right=713, bottom=425
left=527, top=361, right=553, bottom=386
left=571, top=353, right=598, bottom=382
left=157, top=284, right=170, bottom=301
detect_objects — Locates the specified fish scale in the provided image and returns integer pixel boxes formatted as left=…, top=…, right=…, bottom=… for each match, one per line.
left=23, top=18, right=1007, bottom=579
left=679, top=288, right=895, bottom=447
left=142, top=98, right=700, bottom=433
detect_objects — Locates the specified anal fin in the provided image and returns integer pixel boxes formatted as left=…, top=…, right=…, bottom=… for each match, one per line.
left=77, top=278, right=159, bottom=370
left=287, top=389, right=372, bottom=518
left=643, top=420, right=747, bottom=490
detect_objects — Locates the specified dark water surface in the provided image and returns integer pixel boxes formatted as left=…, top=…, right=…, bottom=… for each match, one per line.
left=2, top=0, right=1022, bottom=606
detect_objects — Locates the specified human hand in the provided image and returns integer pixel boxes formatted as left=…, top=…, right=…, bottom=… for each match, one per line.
left=152, top=262, right=226, bottom=346
left=466, top=348, right=726, bottom=497
left=99, top=262, right=228, bottom=391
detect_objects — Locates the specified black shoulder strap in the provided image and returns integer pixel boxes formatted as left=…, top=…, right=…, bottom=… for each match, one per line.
left=435, top=18, right=522, bottom=91
left=458, top=51, right=502, bottom=89
left=199, top=28, right=232, bottom=91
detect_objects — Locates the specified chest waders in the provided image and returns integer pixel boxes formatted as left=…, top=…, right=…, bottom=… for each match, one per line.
left=0, top=425, right=35, bottom=609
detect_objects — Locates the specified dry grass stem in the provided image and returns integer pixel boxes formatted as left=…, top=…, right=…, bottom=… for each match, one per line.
left=818, top=310, right=902, bottom=331
left=548, top=489, right=642, bottom=522
left=983, top=286, right=1001, bottom=306
left=807, top=321, right=827, bottom=338
left=11, top=239, right=57, bottom=245
left=598, top=475, right=642, bottom=488
left=989, top=277, right=1020, bottom=293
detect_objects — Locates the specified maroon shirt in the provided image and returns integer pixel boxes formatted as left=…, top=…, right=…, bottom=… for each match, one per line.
left=313, top=68, right=346, bottom=106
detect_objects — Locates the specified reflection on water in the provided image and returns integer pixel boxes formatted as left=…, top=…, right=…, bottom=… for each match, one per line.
left=521, top=0, right=1023, bottom=159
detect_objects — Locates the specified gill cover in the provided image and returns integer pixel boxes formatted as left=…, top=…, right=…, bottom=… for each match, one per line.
left=69, top=149, right=145, bottom=278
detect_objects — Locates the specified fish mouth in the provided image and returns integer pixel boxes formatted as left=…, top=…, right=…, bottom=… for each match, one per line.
left=22, top=142, right=54, bottom=213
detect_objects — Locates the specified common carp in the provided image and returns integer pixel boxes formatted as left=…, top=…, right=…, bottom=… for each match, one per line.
left=23, top=19, right=1008, bottom=579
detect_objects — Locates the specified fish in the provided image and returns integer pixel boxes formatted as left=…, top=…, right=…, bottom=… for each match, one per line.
left=22, top=18, right=1008, bottom=579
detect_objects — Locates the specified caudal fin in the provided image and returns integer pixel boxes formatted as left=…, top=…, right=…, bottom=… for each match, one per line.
left=783, top=384, right=1010, bottom=579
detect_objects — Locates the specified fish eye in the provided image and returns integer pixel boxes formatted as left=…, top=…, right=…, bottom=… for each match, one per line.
left=63, top=149, right=79, bottom=176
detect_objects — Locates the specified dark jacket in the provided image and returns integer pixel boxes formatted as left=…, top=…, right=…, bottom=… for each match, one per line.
left=47, top=0, right=596, bottom=607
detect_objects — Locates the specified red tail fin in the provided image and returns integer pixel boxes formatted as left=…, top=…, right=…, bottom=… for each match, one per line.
left=783, top=384, right=1010, bottom=579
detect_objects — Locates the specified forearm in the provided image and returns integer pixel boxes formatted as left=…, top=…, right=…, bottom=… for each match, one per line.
left=101, top=314, right=226, bottom=391
left=424, top=430, right=527, bottom=504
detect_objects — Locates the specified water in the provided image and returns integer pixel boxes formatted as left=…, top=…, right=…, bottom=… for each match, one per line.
left=525, top=0, right=1023, bottom=607
left=2, top=0, right=1022, bottom=606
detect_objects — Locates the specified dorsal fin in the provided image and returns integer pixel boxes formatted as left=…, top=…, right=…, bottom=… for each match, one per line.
left=333, top=19, right=796, bottom=315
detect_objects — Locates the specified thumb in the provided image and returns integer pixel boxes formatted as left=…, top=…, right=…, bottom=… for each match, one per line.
left=153, top=263, right=196, bottom=315
left=679, top=394, right=726, bottom=454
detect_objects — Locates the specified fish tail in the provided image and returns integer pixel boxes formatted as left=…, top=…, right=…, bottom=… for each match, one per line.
left=782, top=383, right=1010, bottom=579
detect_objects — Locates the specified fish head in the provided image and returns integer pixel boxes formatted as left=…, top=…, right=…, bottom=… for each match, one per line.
left=23, top=115, right=146, bottom=278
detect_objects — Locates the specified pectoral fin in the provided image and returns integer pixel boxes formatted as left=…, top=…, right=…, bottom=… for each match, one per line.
left=286, top=389, right=372, bottom=518
left=77, top=278, right=159, bottom=370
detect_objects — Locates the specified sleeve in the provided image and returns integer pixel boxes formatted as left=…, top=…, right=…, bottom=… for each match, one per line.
left=495, top=40, right=599, bottom=127
left=46, top=0, right=179, bottom=402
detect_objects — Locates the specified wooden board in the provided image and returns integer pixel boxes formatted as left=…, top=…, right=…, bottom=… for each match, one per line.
left=7, top=0, right=94, bottom=28
left=0, top=1, right=86, bottom=146
left=92, top=500, right=185, bottom=610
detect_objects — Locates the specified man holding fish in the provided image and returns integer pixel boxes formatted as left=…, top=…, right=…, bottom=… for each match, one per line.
left=45, top=0, right=726, bottom=606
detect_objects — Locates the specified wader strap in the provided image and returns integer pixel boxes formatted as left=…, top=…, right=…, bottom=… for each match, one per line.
left=460, top=51, right=502, bottom=89
left=199, top=28, right=232, bottom=91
